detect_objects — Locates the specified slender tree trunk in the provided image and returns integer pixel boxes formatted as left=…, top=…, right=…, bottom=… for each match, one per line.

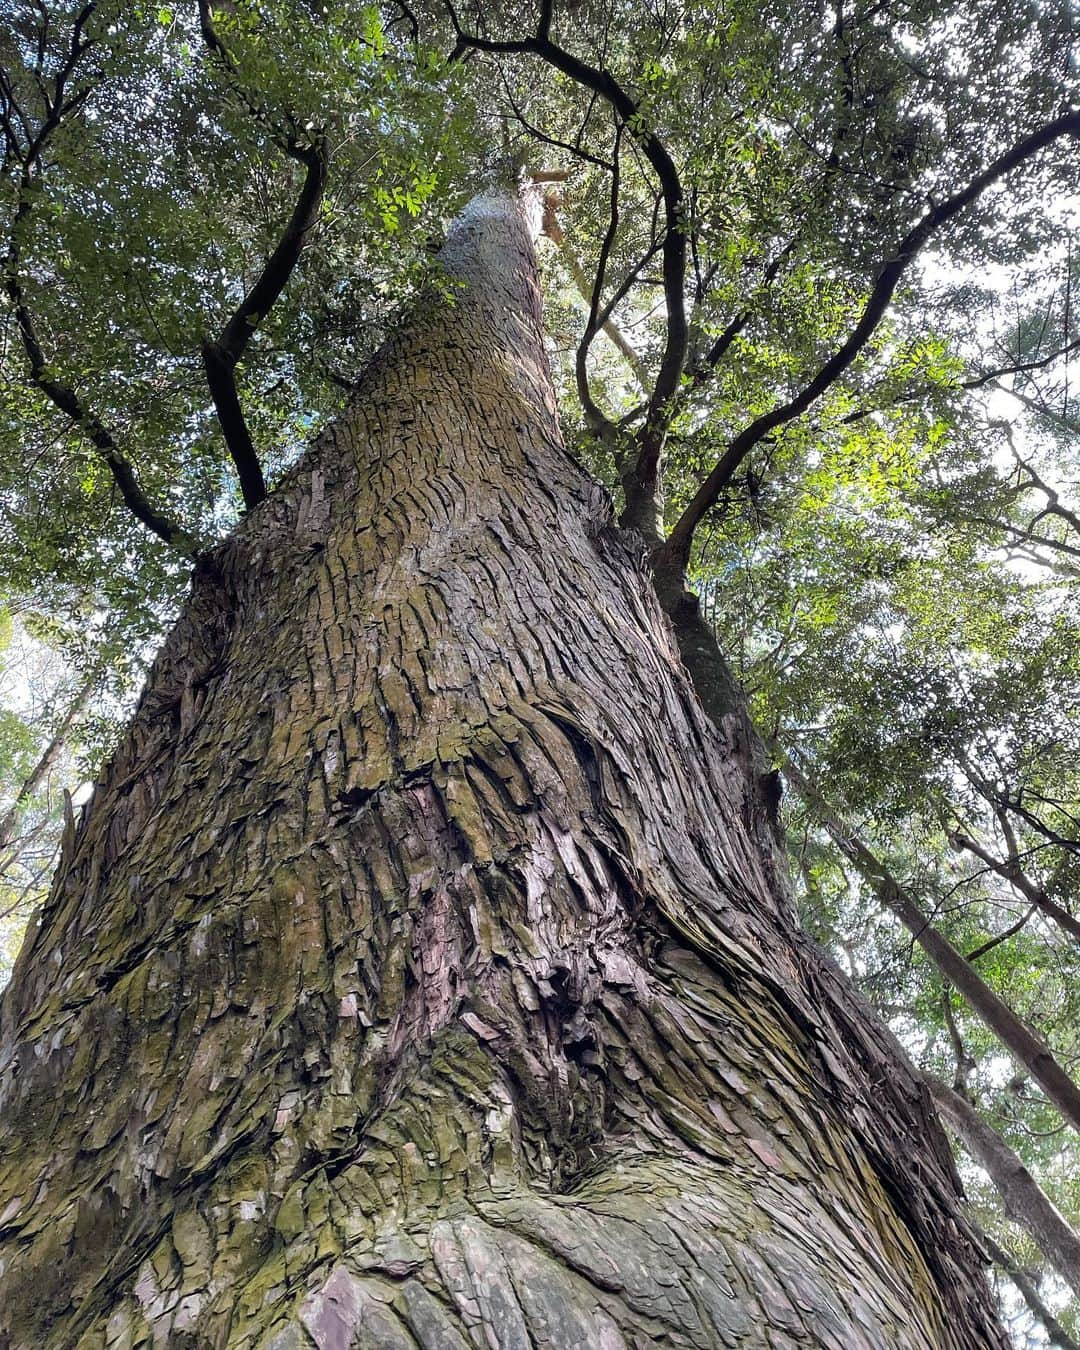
left=0, top=670, right=95, bottom=857
left=784, top=755, right=1080, bottom=1133
left=926, top=1075, right=1080, bottom=1297
left=0, top=188, right=1005, bottom=1348
left=975, top=1225, right=1080, bottom=1350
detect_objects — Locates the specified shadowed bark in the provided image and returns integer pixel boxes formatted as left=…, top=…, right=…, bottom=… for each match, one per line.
left=0, top=187, right=1006, bottom=1348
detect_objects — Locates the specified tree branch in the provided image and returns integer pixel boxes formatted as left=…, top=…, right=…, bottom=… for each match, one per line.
left=0, top=5, right=199, bottom=556
left=661, top=110, right=1080, bottom=569
left=782, top=752, right=1080, bottom=1134
left=836, top=336, right=1080, bottom=429
left=686, top=239, right=797, bottom=391
left=994, top=378, right=1080, bottom=437
left=962, top=902, right=1039, bottom=963
left=197, top=0, right=329, bottom=510
left=951, top=829, right=1080, bottom=946
left=200, top=143, right=327, bottom=510
left=964, top=336, right=1080, bottom=393
left=926, top=1073, right=1080, bottom=1299
left=542, top=193, right=648, bottom=392
left=0, top=670, right=96, bottom=855
left=978, top=1226, right=1080, bottom=1350
left=941, top=984, right=975, bottom=1095
left=571, top=118, right=627, bottom=442
left=963, top=762, right=1080, bottom=861
left=3, top=266, right=200, bottom=556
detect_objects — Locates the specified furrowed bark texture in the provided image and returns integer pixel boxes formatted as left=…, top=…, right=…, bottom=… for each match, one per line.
left=0, top=190, right=1005, bottom=1348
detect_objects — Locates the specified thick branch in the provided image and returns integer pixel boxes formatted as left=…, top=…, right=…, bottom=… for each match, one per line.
left=926, top=1074, right=1080, bottom=1298
left=200, top=144, right=326, bottom=510
left=214, top=145, right=327, bottom=367
left=661, top=110, right=1080, bottom=568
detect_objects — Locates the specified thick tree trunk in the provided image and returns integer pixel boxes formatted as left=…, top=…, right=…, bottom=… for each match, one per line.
left=0, top=188, right=1005, bottom=1348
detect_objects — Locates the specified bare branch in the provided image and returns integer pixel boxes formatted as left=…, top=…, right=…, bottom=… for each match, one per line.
left=964, top=336, right=1080, bottom=393
left=0, top=670, right=97, bottom=854
left=836, top=335, right=1080, bottom=428
left=498, top=73, right=613, bottom=173
left=963, top=903, right=1039, bottom=963
left=542, top=195, right=648, bottom=392
left=570, top=118, right=625, bottom=441
left=977, top=1226, right=1080, bottom=1350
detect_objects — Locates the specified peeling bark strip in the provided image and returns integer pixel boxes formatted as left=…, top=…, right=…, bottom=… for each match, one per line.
left=0, top=188, right=1005, bottom=1347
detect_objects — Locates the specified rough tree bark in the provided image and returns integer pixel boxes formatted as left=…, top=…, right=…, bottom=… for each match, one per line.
left=0, top=187, right=1006, bottom=1348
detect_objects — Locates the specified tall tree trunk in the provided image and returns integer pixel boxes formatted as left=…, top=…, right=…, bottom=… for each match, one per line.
left=0, top=187, right=1005, bottom=1348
